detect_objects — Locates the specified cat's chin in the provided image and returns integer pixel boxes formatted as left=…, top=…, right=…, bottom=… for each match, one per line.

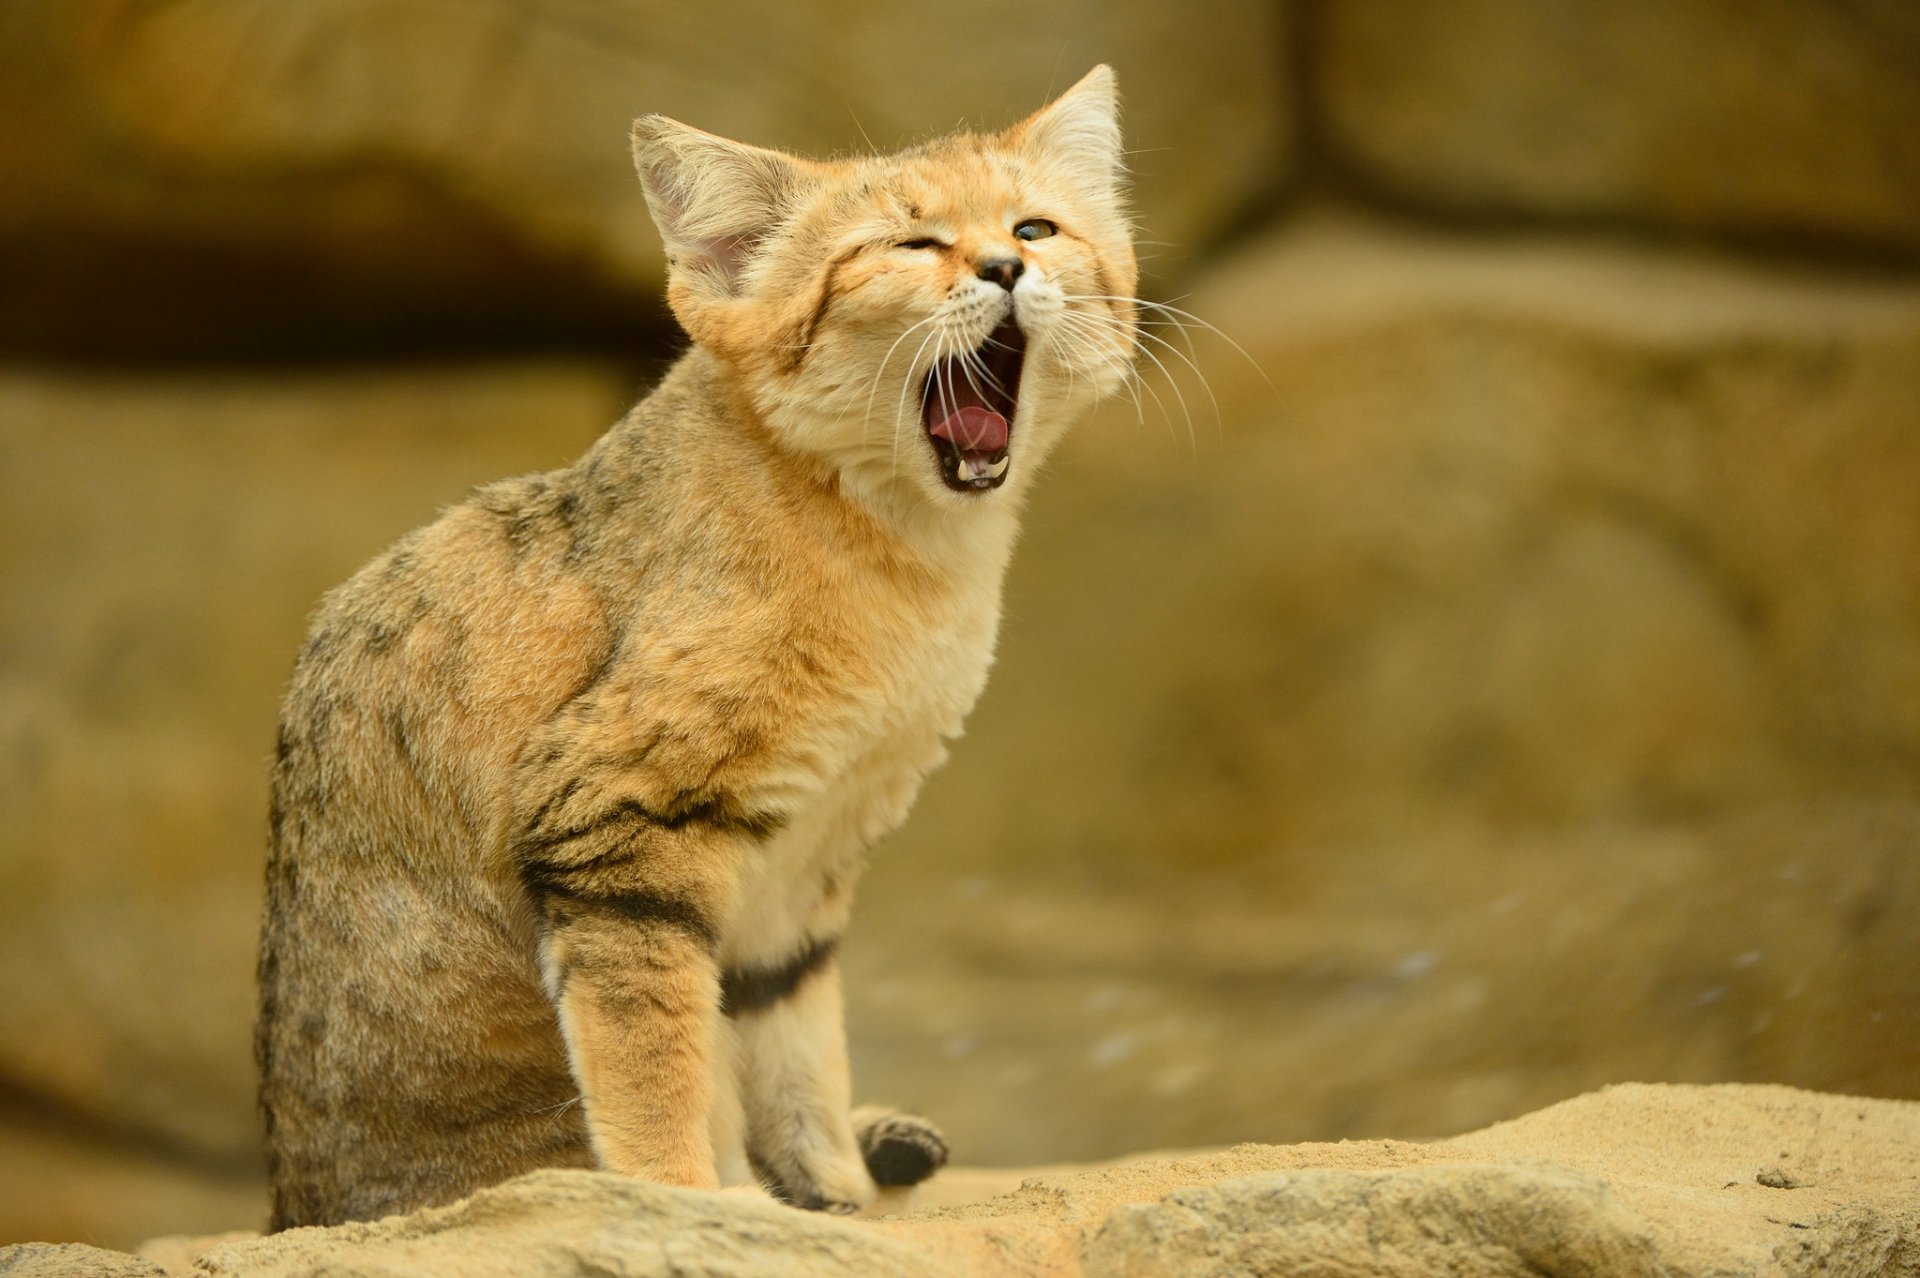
left=922, top=322, right=1025, bottom=494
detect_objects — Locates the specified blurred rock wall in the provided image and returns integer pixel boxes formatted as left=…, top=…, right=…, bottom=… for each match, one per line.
left=1314, top=0, right=1920, bottom=253
left=3, top=0, right=1917, bottom=1250
left=0, top=0, right=1285, bottom=358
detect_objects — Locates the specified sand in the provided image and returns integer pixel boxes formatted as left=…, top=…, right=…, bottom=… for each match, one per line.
left=2, top=1082, right=1888, bottom=1277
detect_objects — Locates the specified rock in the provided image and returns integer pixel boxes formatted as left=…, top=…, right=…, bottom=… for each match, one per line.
left=1441, top=1084, right=1920, bottom=1278
left=103, top=1084, right=1920, bottom=1278
left=0, top=362, right=629, bottom=1173
left=0, top=1243, right=166, bottom=1277
left=0, top=0, right=1288, bottom=359
left=1083, top=1166, right=1666, bottom=1278
left=191, top=1170, right=949, bottom=1278
left=1313, top=0, right=1920, bottom=254
left=134, top=1236, right=256, bottom=1278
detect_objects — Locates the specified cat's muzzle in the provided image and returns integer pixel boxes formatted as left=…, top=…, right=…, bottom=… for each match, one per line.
left=922, top=321, right=1025, bottom=493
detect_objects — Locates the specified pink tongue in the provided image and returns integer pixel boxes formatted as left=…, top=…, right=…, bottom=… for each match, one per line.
left=928, top=405, right=1009, bottom=455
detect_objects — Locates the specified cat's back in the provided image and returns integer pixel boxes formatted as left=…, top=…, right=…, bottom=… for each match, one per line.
left=255, top=352, right=1003, bottom=1225
left=269, top=354, right=780, bottom=865
left=257, top=432, right=628, bottom=1224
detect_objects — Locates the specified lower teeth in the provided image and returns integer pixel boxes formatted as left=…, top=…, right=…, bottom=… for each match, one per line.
left=957, top=455, right=1010, bottom=483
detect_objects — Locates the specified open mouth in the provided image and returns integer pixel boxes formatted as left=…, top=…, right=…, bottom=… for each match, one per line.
left=922, top=321, right=1025, bottom=493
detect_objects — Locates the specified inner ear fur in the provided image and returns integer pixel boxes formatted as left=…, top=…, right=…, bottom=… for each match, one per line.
left=1011, top=65, right=1126, bottom=200
left=632, top=116, right=819, bottom=323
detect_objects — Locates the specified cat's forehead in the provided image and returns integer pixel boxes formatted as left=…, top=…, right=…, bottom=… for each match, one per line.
left=851, top=136, right=1039, bottom=224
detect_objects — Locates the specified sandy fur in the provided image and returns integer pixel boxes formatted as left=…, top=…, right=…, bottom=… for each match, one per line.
left=256, top=67, right=1137, bottom=1227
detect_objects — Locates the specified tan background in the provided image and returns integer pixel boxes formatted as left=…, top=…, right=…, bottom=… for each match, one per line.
left=3, top=0, right=1917, bottom=1250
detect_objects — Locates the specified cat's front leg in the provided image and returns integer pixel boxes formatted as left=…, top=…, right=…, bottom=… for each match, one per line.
left=709, top=1014, right=756, bottom=1188
left=514, top=789, right=751, bottom=1190
left=727, top=939, right=877, bottom=1212
left=543, top=910, right=721, bottom=1187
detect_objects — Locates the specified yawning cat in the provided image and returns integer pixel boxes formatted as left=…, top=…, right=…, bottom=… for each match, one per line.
left=256, top=66, right=1138, bottom=1228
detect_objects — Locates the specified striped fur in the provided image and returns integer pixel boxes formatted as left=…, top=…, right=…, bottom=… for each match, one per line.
left=256, top=67, right=1137, bottom=1227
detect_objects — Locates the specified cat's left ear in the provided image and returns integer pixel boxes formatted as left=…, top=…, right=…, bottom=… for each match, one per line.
left=1014, top=65, right=1126, bottom=200
left=632, top=116, right=815, bottom=318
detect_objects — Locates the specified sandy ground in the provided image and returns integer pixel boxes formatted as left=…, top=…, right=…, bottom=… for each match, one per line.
left=33, top=1082, right=1896, bottom=1278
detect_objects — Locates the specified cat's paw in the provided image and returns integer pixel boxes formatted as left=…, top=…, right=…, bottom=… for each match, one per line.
left=755, top=1149, right=877, bottom=1215
left=853, top=1105, right=949, bottom=1187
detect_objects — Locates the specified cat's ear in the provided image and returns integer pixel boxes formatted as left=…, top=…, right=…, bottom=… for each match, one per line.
left=1014, top=65, right=1125, bottom=198
left=631, top=116, right=813, bottom=309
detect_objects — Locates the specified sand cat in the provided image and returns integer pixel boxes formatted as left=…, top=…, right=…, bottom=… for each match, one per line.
left=255, top=66, right=1138, bottom=1228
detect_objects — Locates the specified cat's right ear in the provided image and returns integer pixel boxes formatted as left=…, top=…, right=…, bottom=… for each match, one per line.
left=632, top=116, right=812, bottom=321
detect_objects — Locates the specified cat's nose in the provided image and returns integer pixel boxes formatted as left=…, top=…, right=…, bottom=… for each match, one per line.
left=977, top=255, right=1024, bottom=291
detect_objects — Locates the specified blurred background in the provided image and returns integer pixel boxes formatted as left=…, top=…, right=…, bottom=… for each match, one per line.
left=4, top=0, right=1919, bottom=1251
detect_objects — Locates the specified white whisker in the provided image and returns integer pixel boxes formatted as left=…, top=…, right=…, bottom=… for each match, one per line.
left=1049, top=308, right=1198, bottom=448
left=1061, top=294, right=1273, bottom=393
left=892, top=320, right=946, bottom=483
left=861, top=313, right=942, bottom=449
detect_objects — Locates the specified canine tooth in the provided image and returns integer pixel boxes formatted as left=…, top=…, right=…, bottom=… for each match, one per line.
left=984, top=456, right=1010, bottom=478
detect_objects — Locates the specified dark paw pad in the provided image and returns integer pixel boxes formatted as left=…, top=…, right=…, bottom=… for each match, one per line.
left=858, top=1113, right=950, bottom=1187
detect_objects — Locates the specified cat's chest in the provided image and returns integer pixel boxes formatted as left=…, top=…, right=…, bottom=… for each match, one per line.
left=722, top=587, right=1000, bottom=956
left=748, top=528, right=1005, bottom=764
left=804, top=578, right=1001, bottom=787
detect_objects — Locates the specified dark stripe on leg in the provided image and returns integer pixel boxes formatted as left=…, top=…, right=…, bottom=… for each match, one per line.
left=519, top=863, right=718, bottom=951
left=721, top=936, right=838, bottom=1016
left=514, top=793, right=784, bottom=862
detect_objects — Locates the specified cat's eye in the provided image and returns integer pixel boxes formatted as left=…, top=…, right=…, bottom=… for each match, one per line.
left=897, top=237, right=944, bottom=251
left=1013, top=219, right=1057, bottom=241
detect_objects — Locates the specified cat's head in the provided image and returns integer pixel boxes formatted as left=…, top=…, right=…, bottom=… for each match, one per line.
left=632, top=67, right=1138, bottom=518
